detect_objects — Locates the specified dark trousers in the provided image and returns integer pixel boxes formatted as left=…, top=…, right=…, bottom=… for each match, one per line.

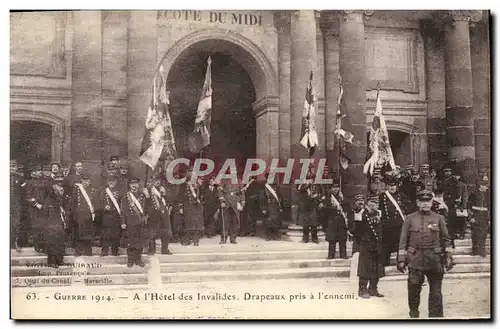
left=359, top=277, right=379, bottom=293
left=148, top=237, right=171, bottom=254
left=101, top=233, right=120, bottom=256
left=449, top=212, right=467, bottom=239
left=302, top=225, right=318, bottom=243
left=183, top=230, right=200, bottom=245
left=127, top=247, right=143, bottom=264
left=327, top=240, right=347, bottom=258
left=75, top=240, right=92, bottom=256
left=241, top=206, right=257, bottom=236
left=471, top=211, right=488, bottom=257
left=408, top=268, right=444, bottom=318
left=33, top=231, right=45, bottom=252
left=47, top=253, right=64, bottom=266
left=265, top=227, right=280, bottom=241
left=204, top=209, right=217, bottom=237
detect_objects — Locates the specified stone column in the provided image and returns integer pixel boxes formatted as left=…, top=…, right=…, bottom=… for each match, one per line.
left=443, top=10, right=481, bottom=184
left=290, top=10, right=317, bottom=163
left=273, top=11, right=291, bottom=163
left=315, top=12, right=326, bottom=160
left=102, top=11, right=129, bottom=162
left=127, top=11, right=158, bottom=178
left=320, top=11, right=340, bottom=175
left=338, top=10, right=371, bottom=198
left=71, top=11, right=103, bottom=181
left=470, top=14, right=490, bottom=175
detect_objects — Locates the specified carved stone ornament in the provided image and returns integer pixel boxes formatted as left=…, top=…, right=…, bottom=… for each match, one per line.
left=273, top=11, right=290, bottom=33
left=451, top=10, right=483, bottom=22
left=342, top=10, right=374, bottom=23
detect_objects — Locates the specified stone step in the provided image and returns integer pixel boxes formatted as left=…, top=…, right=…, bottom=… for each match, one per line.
left=381, top=272, right=491, bottom=282
left=11, top=244, right=489, bottom=267
left=10, top=237, right=488, bottom=258
left=385, top=262, right=491, bottom=276
left=11, top=254, right=489, bottom=278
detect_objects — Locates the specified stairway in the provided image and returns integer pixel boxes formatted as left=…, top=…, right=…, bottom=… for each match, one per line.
left=11, top=236, right=490, bottom=288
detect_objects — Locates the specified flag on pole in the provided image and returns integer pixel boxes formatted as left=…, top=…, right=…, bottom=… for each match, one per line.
left=334, top=75, right=355, bottom=170
left=188, top=56, right=213, bottom=154
left=300, top=71, right=319, bottom=156
left=139, top=65, right=177, bottom=171
left=363, top=90, right=396, bottom=176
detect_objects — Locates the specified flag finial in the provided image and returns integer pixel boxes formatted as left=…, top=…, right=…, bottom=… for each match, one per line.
left=338, top=75, right=342, bottom=85
left=159, top=65, right=164, bottom=73
left=376, top=82, right=381, bottom=95
left=207, top=56, right=212, bottom=64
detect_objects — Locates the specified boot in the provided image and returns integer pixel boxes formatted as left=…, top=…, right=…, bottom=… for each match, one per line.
left=368, top=279, right=384, bottom=297
left=358, top=279, right=371, bottom=299
left=148, top=240, right=156, bottom=255
left=302, top=226, right=310, bottom=243
left=101, top=246, right=109, bottom=257
left=126, top=249, right=134, bottom=267
left=311, top=227, right=319, bottom=244
left=136, top=250, right=145, bottom=267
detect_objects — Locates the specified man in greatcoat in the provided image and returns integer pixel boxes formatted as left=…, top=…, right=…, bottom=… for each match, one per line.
left=215, top=180, right=243, bottom=244
left=11, top=160, right=23, bottom=250
left=351, top=197, right=385, bottom=299
left=347, top=194, right=366, bottom=255
left=69, top=175, right=97, bottom=256
left=145, top=175, right=173, bottom=255
left=379, top=176, right=408, bottom=266
left=323, top=180, right=349, bottom=259
left=241, top=175, right=260, bottom=237
left=120, top=178, right=148, bottom=267
left=41, top=173, right=68, bottom=268
left=98, top=175, right=123, bottom=256
left=201, top=176, right=219, bottom=238
left=176, top=168, right=204, bottom=246
left=297, top=173, right=322, bottom=243
left=25, top=164, right=47, bottom=253
left=468, top=174, right=490, bottom=257
left=259, top=176, right=283, bottom=241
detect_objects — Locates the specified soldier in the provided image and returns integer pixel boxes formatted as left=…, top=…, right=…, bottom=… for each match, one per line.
left=420, top=164, right=436, bottom=192
left=105, top=162, right=118, bottom=178
left=404, top=169, right=425, bottom=214
left=468, top=174, right=490, bottom=257
left=431, top=187, right=452, bottom=250
left=64, top=161, right=84, bottom=195
left=109, top=155, right=120, bottom=168
left=351, top=196, right=385, bottom=299
left=215, top=181, right=243, bottom=244
left=347, top=194, right=366, bottom=255
left=450, top=170, right=469, bottom=240
left=397, top=190, right=453, bottom=318
left=201, top=176, right=219, bottom=238
left=176, top=168, right=204, bottom=246
left=41, top=173, right=68, bottom=268
left=117, top=164, right=130, bottom=196
left=241, top=175, right=260, bottom=237
left=10, top=160, right=23, bottom=251
left=99, top=175, right=122, bottom=256
left=145, top=175, right=173, bottom=255
left=323, top=180, right=349, bottom=259
left=259, top=176, right=283, bottom=241
left=70, top=175, right=97, bottom=256
left=297, top=172, right=322, bottom=243
left=369, top=169, right=386, bottom=200
left=379, top=176, right=408, bottom=266
left=25, top=164, right=47, bottom=253
left=120, top=178, right=147, bottom=267
left=50, top=162, right=61, bottom=180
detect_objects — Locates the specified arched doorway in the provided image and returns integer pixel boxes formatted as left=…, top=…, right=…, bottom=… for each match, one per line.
left=167, top=43, right=256, bottom=173
left=11, top=120, right=52, bottom=174
left=388, top=130, right=411, bottom=167
left=160, top=30, right=279, bottom=173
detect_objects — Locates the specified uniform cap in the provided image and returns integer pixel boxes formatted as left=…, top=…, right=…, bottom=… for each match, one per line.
left=52, top=173, right=65, bottom=182
left=129, top=178, right=140, bottom=184
left=80, top=174, right=91, bottom=181
left=417, top=189, right=433, bottom=201
left=42, top=165, right=52, bottom=172
left=109, top=156, right=119, bottom=162
left=411, top=168, right=419, bottom=175
left=354, top=194, right=365, bottom=202
left=384, top=176, right=398, bottom=186
left=406, top=165, right=414, bottom=170
left=107, top=162, right=117, bottom=170
left=51, top=162, right=60, bottom=167
left=30, top=164, right=43, bottom=172
left=420, top=164, right=430, bottom=169
left=10, top=159, right=18, bottom=166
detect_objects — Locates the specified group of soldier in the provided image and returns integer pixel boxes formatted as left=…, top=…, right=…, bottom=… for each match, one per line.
left=10, top=156, right=490, bottom=318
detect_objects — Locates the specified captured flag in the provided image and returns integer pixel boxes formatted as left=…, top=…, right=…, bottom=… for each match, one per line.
left=300, top=71, right=319, bottom=156
left=139, top=65, right=177, bottom=171
left=334, top=76, right=355, bottom=170
left=363, top=91, right=396, bottom=176
left=188, top=56, right=213, bottom=154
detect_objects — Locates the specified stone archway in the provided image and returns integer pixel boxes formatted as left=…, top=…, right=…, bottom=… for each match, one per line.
left=158, top=29, right=279, bottom=164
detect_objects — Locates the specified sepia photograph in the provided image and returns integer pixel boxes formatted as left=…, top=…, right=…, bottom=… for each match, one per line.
left=8, top=8, right=491, bottom=320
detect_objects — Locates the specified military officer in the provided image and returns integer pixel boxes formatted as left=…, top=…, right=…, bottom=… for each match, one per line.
left=397, top=189, right=453, bottom=318
left=297, top=172, right=322, bottom=244
left=69, top=174, right=97, bottom=256
left=259, top=174, right=283, bottom=241
left=347, top=194, right=366, bottom=255
left=403, top=169, right=425, bottom=214
left=176, top=168, right=204, bottom=246
left=10, top=159, right=23, bottom=251
left=98, top=175, right=123, bottom=256
left=120, top=178, right=148, bottom=267
left=201, top=176, right=219, bottom=238
left=351, top=196, right=385, bottom=299
left=145, top=175, right=173, bottom=255
left=468, top=174, right=490, bottom=257
left=241, top=175, right=260, bottom=237
left=323, top=180, right=349, bottom=259
left=379, top=176, right=408, bottom=266
left=420, top=164, right=437, bottom=192
left=215, top=181, right=243, bottom=244
left=25, top=164, right=47, bottom=253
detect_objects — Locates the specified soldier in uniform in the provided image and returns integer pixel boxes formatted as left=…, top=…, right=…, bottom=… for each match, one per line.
left=120, top=178, right=147, bottom=267
left=420, top=164, right=437, bottom=192
left=117, top=164, right=130, bottom=195
left=468, top=174, right=490, bottom=257
left=347, top=194, right=366, bottom=255
left=109, top=155, right=120, bottom=168
left=403, top=169, right=425, bottom=214
left=25, top=164, right=47, bottom=253
left=98, top=175, right=123, bottom=256
left=63, top=161, right=84, bottom=197
left=69, top=175, right=97, bottom=256
left=176, top=168, right=204, bottom=246
left=397, top=189, right=453, bottom=318
left=41, top=173, right=68, bottom=268
left=10, top=160, right=23, bottom=251
left=297, top=174, right=322, bottom=243
left=241, top=175, right=260, bottom=237
left=145, top=175, right=173, bottom=255
left=451, top=170, right=469, bottom=240
left=259, top=174, right=283, bottom=241
left=50, top=162, right=61, bottom=180
left=379, top=176, right=408, bottom=266
left=215, top=181, right=243, bottom=244
left=201, top=176, right=219, bottom=238
left=351, top=197, right=385, bottom=299
left=323, top=180, right=349, bottom=259
left=368, top=169, right=386, bottom=201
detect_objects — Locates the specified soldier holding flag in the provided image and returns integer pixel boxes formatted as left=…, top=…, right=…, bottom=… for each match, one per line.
left=145, top=174, right=173, bottom=255
left=323, top=179, right=349, bottom=259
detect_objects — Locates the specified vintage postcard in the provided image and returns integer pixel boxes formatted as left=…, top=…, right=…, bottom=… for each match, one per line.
left=10, top=9, right=491, bottom=319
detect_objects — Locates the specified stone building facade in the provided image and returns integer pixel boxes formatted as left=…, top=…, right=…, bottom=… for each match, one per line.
left=10, top=10, right=490, bottom=194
